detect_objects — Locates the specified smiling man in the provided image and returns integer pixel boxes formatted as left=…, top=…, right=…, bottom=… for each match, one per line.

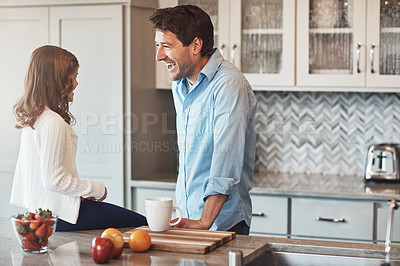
left=149, top=5, right=257, bottom=235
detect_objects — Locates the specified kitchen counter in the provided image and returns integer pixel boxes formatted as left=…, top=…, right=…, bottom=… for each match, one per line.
left=251, top=172, right=400, bottom=201
left=0, top=217, right=267, bottom=266
left=1, top=217, right=400, bottom=265
left=131, top=171, right=400, bottom=201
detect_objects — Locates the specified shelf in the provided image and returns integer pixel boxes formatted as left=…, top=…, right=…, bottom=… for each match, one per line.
left=242, top=28, right=284, bottom=35
left=309, top=28, right=353, bottom=34
left=381, top=27, right=400, bottom=34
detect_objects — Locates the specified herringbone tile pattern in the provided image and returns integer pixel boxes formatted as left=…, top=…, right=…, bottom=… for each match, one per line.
left=255, top=91, right=400, bottom=177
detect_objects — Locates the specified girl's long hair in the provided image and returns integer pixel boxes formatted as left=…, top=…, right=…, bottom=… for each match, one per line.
left=13, top=45, right=79, bottom=128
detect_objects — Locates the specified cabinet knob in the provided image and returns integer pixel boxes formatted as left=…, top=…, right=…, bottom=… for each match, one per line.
left=252, top=212, right=265, bottom=217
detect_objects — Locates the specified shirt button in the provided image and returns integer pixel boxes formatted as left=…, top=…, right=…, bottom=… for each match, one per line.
left=185, top=109, right=188, bottom=113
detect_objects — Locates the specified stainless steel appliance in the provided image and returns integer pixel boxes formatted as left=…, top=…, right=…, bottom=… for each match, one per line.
left=364, top=143, right=400, bottom=182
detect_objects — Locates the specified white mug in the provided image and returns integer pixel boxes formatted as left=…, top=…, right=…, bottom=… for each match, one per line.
left=145, top=197, right=183, bottom=232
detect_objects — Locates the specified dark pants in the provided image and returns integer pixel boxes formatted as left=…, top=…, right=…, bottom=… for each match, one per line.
left=228, top=220, right=250, bottom=235
left=56, top=200, right=147, bottom=231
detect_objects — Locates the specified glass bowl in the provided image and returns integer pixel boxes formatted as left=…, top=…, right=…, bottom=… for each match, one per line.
left=11, top=215, right=58, bottom=253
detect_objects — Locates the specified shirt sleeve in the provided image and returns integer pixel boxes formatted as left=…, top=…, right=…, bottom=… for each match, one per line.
left=203, top=77, right=250, bottom=200
left=38, top=116, right=105, bottom=200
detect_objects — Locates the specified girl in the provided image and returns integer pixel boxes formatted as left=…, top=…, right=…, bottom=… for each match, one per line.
left=10, top=45, right=147, bottom=231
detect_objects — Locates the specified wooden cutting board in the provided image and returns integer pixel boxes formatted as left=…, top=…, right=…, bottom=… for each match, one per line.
left=123, top=226, right=236, bottom=254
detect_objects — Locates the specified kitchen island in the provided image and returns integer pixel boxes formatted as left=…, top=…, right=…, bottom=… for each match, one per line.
left=1, top=217, right=400, bottom=265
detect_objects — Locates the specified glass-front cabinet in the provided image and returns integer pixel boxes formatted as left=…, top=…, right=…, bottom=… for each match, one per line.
left=235, top=0, right=295, bottom=87
left=297, top=0, right=400, bottom=89
left=158, top=0, right=399, bottom=91
left=157, top=0, right=295, bottom=89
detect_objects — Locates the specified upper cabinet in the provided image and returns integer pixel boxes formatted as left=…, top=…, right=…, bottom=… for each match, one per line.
left=297, top=0, right=400, bottom=90
left=157, top=0, right=295, bottom=89
left=158, top=0, right=400, bottom=91
left=224, top=0, right=295, bottom=87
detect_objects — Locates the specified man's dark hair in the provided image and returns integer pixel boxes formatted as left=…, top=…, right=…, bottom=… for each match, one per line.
left=149, top=5, right=214, bottom=57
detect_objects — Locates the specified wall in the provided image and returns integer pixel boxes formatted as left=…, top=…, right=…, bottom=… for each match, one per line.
left=254, top=91, right=400, bottom=177
left=130, top=6, right=178, bottom=180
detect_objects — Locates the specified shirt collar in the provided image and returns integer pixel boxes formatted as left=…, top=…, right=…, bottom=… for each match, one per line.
left=175, top=48, right=223, bottom=95
left=200, top=48, right=223, bottom=81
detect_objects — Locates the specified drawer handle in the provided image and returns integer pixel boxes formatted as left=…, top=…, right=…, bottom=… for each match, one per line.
left=315, top=216, right=346, bottom=223
left=252, top=212, right=265, bottom=217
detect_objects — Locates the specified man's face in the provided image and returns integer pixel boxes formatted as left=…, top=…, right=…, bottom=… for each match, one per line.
left=155, top=30, right=196, bottom=81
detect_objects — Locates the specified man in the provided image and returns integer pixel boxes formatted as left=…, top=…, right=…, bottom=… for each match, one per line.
left=149, top=5, right=257, bottom=235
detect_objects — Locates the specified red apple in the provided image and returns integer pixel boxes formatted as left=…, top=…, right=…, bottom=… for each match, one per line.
left=91, top=237, right=114, bottom=264
left=101, top=228, right=124, bottom=259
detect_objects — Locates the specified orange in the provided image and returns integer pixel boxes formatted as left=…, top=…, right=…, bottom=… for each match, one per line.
left=128, top=230, right=151, bottom=252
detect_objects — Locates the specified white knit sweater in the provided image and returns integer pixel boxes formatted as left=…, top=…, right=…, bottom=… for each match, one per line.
left=10, top=107, right=105, bottom=223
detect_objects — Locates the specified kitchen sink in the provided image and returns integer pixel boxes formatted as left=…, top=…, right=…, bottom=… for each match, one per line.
left=264, top=251, right=400, bottom=266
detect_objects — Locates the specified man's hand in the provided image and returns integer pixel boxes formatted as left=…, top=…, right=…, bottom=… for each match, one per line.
left=175, top=218, right=211, bottom=230
left=174, top=194, right=228, bottom=230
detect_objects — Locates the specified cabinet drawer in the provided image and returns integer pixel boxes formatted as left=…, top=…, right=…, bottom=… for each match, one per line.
left=292, top=198, right=373, bottom=240
left=377, top=201, right=400, bottom=243
left=250, top=195, right=288, bottom=235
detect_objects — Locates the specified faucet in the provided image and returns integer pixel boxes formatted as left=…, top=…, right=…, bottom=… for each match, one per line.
left=382, top=199, right=398, bottom=266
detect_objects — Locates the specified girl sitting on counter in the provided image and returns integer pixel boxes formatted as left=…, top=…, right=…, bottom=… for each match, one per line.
left=10, top=45, right=147, bottom=231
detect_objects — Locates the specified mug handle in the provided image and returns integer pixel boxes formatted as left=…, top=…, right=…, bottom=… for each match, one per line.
left=169, top=206, right=183, bottom=227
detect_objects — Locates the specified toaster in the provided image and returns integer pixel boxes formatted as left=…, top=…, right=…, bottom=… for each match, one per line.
left=365, top=143, right=400, bottom=182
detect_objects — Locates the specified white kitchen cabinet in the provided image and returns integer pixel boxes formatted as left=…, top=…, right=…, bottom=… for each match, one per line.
left=156, top=0, right=295, bottom=89
left=0, top=7, right=48, bottom=216
left=250, top=194, right=288, bottom=236
left=291, top=198, right=374, bottom=241
left=297, top=0, right=400, bottom=89
left=49, top=5, right=125, bottom=207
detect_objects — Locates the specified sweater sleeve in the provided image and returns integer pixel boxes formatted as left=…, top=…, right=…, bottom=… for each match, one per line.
left=37, top=115, right=105, bottom=200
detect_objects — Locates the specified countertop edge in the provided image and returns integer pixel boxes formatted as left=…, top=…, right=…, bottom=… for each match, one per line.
left=130, top=179, right=400, bottom=201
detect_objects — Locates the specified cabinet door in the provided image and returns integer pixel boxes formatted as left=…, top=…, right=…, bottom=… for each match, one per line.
left=366, top=0, right=400, bottom=87
left=297, top=0, right=367, bottom=87
left=250, top=194, right=288, bottom=235
left=50, top=5, right=124, bottom=206
left=231, top=0, right=295, bottom=87
left=292, top=198, right=374, bottom=240
left=0, top=7, right=48, bottom=216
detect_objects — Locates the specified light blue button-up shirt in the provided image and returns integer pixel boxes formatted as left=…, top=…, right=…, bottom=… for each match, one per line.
left=172, top=48, right=257, bottom=231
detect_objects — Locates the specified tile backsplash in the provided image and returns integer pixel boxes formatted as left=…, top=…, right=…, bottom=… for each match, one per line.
left=254, top=91, right=400, bottom=177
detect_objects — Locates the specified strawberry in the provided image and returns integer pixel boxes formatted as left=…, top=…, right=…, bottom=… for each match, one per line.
left=23, top=239, right=41, bottom=250
left=35, top=223, right=47, bottom=238
left=46, top=224, right=54, bottom=238
left=34, top=213, right=42, bottom=221
left=25, top=231, right=36, bottom=243
left=40, top=237, right=48, bottom=247
left=24, top=212, right=35, bottom=220
left=19, top=217, right=30, bottom=226
left=29, top=220, right=41, bottom=230
left=36, top=208, right=52, bottom=219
